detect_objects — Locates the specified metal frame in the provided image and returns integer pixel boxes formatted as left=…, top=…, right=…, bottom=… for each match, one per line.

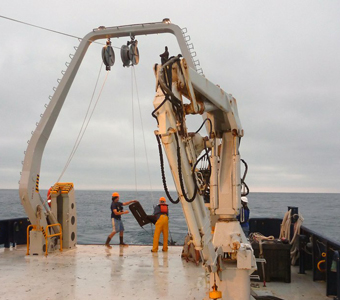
left=19, top=21, right=194, bottom=229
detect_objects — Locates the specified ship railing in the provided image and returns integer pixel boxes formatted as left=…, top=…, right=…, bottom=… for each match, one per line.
left=299, top=226, right=340, bottom=298
left=250, top=218, right=340, bottom=298
left=0, top=217, right=30, bottom=248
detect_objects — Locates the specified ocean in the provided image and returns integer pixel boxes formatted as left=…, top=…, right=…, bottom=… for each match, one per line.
left=1, top=189, right=339, bottom=245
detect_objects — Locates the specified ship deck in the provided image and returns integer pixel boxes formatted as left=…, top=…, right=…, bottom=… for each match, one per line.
left=0, top=245, right=331, bottom=300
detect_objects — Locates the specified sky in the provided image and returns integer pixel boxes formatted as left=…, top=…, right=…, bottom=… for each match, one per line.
left=1, top=1, right=339, bottom=194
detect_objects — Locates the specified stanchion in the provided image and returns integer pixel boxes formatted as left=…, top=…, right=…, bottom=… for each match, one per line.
left=332, top=251, right=340, bottom=300
left=299, top=234, right=307, bottom=274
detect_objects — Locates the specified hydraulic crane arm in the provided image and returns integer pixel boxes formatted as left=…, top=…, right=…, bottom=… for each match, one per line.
left=153, top=55, right=256, bottom=299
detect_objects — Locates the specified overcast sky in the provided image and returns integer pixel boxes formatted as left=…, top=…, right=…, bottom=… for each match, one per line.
left=1, top=1, right=339, bottom=194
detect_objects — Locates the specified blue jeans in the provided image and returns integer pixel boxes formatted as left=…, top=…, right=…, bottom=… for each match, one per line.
left=241, top=223, right=249, bottom=237
left=112, top=218, right=124, bottom=232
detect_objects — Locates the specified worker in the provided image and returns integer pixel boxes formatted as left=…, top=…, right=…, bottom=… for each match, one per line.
left=237, top=196, right=250, bottom=237
left=151, top=196, right=169, bottom=252
left=105, top=192, right=137, bottom=249
left=47, top=186, right=52, bottom=207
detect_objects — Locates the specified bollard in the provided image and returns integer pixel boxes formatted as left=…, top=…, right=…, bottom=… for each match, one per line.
left=288, top=206, right=299, bottom=224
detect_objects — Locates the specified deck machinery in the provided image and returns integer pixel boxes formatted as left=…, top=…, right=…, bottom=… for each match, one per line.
left=19, top=20, right=256, bottom=299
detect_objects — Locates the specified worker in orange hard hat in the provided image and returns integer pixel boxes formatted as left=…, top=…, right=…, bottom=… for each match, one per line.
left=105, top=192, right=138, bottom=249
left=151, top=196, right=169, bottom=252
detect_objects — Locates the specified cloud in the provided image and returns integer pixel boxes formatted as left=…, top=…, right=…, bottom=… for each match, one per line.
left=1, top=1, right=340, bottom=193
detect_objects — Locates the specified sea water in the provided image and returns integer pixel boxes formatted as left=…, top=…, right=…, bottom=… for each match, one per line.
left=1, top=189, right=339, bottom=245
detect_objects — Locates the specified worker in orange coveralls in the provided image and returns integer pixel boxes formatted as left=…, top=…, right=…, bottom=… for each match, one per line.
left=151, top=197, right=169, bottom=252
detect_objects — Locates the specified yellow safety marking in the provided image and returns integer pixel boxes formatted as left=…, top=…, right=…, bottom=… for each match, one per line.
left=51, top=182, right=74, bottom=195
left=35, top=174, right=40, bottom=192
left=317, top=260, right=326, bottom=272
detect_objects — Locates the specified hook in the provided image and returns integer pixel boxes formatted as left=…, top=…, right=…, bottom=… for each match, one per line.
left=65, top=62, right=70, bottom=67
left=61, top=70, right=65, bottom=75
left=49, top=95, right=53, bottom=100
left=57, top=78, right=61, bottom=83
left=53, top=87, right=57, bottom=91
left=69, top=54, right=74, bottom=59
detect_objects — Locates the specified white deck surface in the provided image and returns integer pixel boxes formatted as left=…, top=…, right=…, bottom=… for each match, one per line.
left=1, top=245, right=208, bottom=300
left=0, top=245, right=332, bottom=300
left=251, top=266, right=331, bottom=300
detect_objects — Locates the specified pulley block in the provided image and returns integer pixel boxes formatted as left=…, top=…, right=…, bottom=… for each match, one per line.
left=120, top=37, right=139, bottom=67
left=102, top=39, right=115, bottom=71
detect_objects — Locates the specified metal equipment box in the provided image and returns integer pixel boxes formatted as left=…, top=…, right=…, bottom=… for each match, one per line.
left=251, top=240, right=291, bottom=283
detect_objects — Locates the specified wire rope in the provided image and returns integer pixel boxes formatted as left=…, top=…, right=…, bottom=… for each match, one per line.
left=0, top=15, right=82, bottom=40
left=56, top=63, right=108, bottom=182
left=130, top=68, right=173, bottom=241
left=132, top=67, right=155, bottom=204
left=131, top=67, right=139, bottom=199
left=0, top=14, right=121, bottom=49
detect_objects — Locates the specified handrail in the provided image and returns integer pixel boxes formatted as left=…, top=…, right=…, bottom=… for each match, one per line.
left=26, top=223, right=62, bottom=256
left=26, top=224, right=36, bottom=255
left=45, top=223, right=63, bottom=256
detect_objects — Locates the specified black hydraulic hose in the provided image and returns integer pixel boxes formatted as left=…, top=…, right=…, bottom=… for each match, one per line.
left=151, top=97, right=168, bottom=124
left=156, top=134, right=180, bottom=204
left=153, top=54, right=199, bottom=203
left=241, top=159, right=248, bottom=182
left=192, top=151, right=210, bottom=175
left=151, top=80, right=181, bottom=125
left=192, top=140, right=211, bottom=185
left=195, top=118, right=213, bottom=137
left=174, top=133, right=197, bottom=203
left=191, top=151, right=210, bottom=194
left=158, top=55, right=182, bottom=98
left=241, top=180, right=249, bottom=196
left=203, top=138, right=211, bottom=170
left=240, top=159, right=250, bottom=196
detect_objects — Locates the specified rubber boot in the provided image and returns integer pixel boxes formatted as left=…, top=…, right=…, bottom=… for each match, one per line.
left=105, top=236, right=112, bottom=249
left=120, top=236, right=128, bottom=247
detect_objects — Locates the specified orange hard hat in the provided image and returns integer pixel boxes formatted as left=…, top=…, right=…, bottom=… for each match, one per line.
left=159, top=197, right=166, bottom=202
left=112, top=192, right=120, bottom=198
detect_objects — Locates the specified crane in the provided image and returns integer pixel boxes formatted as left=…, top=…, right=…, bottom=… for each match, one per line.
left=19, top=19, right=256, bottom=299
